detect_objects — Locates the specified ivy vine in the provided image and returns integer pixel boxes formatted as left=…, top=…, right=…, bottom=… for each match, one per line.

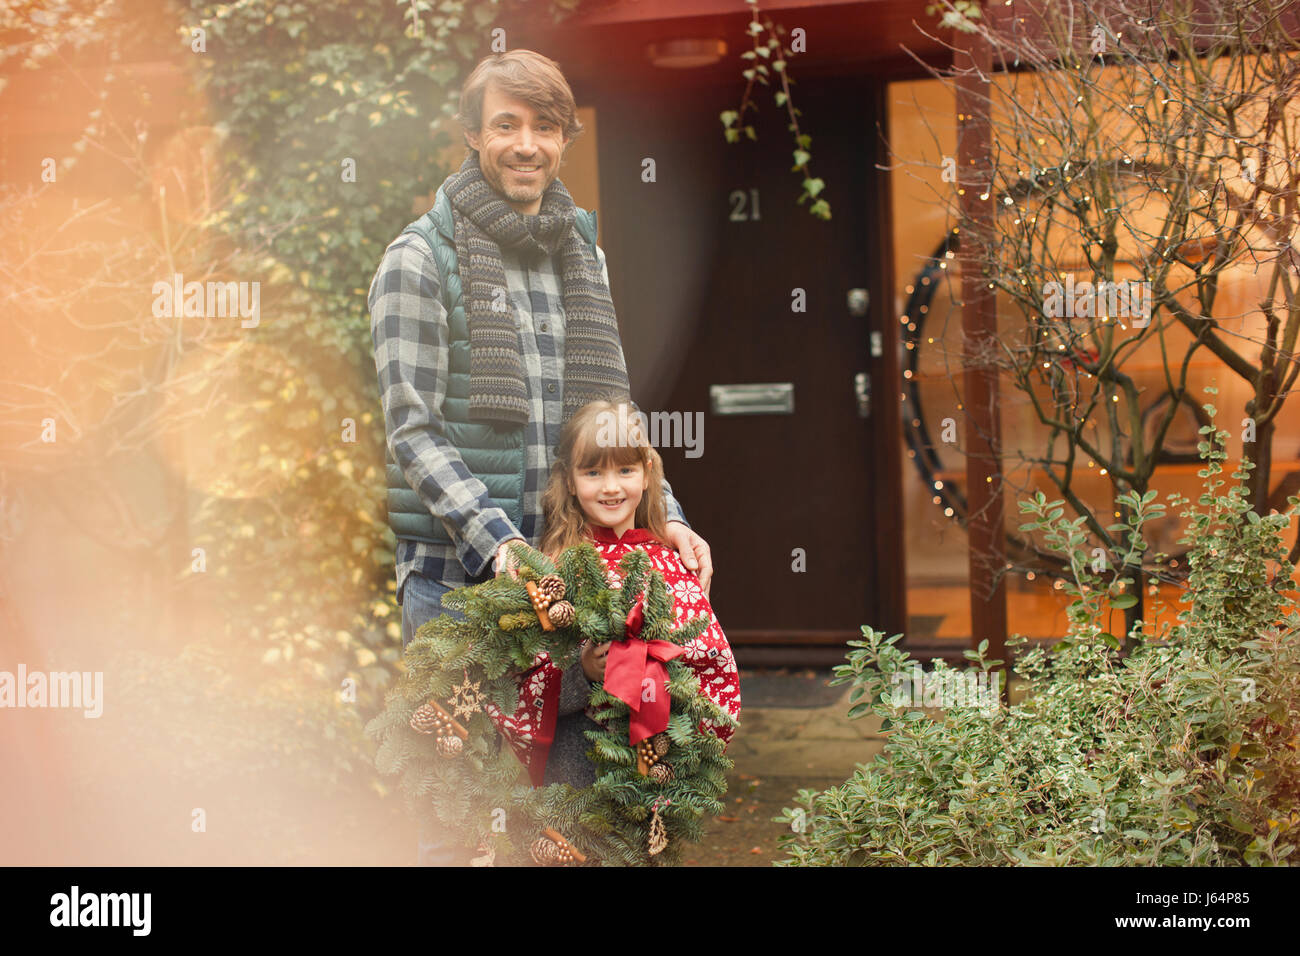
left=926, top=1, right=984, bottom=34
left=720, top=0, right=829, bottom=219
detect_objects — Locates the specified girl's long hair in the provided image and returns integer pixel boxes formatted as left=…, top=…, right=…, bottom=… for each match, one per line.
left=540, top=400, right=671, bottom=558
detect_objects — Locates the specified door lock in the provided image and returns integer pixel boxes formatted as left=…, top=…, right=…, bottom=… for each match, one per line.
left=847, top=288, right=870, bottom=318
left=854, top=372, right=871, bottom=419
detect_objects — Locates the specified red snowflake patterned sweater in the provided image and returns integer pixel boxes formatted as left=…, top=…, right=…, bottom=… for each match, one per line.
left=484, top=525, right=742, bottom=785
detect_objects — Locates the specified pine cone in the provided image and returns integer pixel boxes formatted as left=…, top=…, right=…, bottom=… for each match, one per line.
left=538, top=574, right=567, bottom=602
left=649, top=762, right=675, bottom=784
left=410, top=703, right=440, bottom=734
left=436, top=735, right=464, bottom=759
left=651, top=732, right=671, bottom=758
left=530, top=837, right=562, bottom=865
left=546, top=600, right=575, bottom=628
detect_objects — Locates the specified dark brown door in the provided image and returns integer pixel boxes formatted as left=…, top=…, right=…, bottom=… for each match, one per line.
left=595, top=74, right=891, bottom=665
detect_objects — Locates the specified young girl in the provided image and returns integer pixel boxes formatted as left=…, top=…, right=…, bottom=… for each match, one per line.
left=485, top=400, right=741, bottom=789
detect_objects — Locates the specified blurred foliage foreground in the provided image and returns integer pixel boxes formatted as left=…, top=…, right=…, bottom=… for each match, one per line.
left=1, top=0, right=582, bottom=861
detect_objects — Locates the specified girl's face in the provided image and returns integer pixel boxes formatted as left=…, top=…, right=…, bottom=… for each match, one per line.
left=570, top=458, right=649, bottom=538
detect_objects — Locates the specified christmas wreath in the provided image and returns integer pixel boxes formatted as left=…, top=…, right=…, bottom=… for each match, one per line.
left=366, top=542, right=736, bottom=866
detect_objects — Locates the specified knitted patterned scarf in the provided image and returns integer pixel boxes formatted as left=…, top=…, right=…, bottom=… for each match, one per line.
left=442, top=151, right=630, bottom=426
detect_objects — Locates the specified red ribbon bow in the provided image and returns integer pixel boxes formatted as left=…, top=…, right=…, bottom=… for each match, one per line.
left=602, top=594, right=684, bottom=745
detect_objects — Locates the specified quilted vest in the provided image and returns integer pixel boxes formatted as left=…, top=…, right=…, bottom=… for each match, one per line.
left=384, top=184, right=600, bottom=545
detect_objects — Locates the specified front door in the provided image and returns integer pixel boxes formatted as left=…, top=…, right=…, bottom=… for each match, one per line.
left=594, top=73, right=893, bottom=665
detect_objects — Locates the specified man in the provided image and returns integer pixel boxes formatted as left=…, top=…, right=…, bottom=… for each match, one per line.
left=367, top=50, right=712, bottom=861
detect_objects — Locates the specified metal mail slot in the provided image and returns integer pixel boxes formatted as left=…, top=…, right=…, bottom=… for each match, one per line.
left=709, top=382, right=794, bottom=416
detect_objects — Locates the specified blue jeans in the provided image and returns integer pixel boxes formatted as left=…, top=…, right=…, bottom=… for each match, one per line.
left=401, top=572, right=460, bottom=650
left=401, top=571, right=470, bottom=866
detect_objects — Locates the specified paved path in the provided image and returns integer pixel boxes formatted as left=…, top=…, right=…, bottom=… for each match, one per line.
left=683, top=676, right=887, bottom=866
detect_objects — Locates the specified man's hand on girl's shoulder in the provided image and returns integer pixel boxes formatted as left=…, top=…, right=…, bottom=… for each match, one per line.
left=665, top=521, right=713, bottom=598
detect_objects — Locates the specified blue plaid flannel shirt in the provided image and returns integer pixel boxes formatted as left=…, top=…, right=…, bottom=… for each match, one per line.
left=368, top=229, right=689, bottom=605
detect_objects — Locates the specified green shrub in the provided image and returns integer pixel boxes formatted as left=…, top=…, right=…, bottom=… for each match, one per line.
left=776, top=403, right=1300, bottom=865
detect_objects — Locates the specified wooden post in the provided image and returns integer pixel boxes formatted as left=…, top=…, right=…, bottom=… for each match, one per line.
left=870, top=79, right=908, bottom=640
left=955, top=25, right=1008, bottom=686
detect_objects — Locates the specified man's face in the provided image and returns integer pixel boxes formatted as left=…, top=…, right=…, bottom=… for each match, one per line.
left=465, top=82, right=570, bottom=216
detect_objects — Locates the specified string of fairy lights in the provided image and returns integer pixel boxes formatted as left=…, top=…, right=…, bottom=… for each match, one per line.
left=898, top=227, right=1196, bottom=586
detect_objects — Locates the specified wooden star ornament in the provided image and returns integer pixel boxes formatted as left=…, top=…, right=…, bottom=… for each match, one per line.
left=450, top=675, right=484, bottom=719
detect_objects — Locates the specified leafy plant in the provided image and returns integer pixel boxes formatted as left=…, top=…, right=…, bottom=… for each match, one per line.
left=719, top=0, right=829, bottom=219
left=777, top=397, right=1300, bottom=865
left=925, top=0, right=983, bottom=34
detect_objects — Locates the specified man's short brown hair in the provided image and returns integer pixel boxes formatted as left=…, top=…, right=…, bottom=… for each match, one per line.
left=457, top=49, right=586, bottom=147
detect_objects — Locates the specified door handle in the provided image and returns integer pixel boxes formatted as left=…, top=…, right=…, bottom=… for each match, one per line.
left=854, top=372, right=871, bottom=419
left=847, top=287, right=870, bottom=317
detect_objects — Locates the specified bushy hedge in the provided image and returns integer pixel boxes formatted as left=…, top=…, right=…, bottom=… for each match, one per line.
left=777, top=405, right=1300, bottom=865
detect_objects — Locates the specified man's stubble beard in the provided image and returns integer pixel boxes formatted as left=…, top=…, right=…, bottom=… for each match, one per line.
left=479, top=152, right=559, bottom=211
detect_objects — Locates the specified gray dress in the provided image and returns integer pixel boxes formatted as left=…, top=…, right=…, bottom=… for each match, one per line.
left=541, top=665, right=600, bottom=788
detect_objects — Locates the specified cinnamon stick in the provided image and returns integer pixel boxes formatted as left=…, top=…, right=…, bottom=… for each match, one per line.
left=543, top=827, right=588, bottom=864
left=426, top=698, right=469, bottom=740
left=525, top=580, right=556, bottom=632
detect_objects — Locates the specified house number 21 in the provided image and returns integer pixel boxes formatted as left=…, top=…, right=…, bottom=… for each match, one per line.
left=729, top=188, right=761, bottom=221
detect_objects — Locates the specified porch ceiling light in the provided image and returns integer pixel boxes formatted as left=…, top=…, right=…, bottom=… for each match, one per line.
left=646, top=38, right=727, bottom=68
